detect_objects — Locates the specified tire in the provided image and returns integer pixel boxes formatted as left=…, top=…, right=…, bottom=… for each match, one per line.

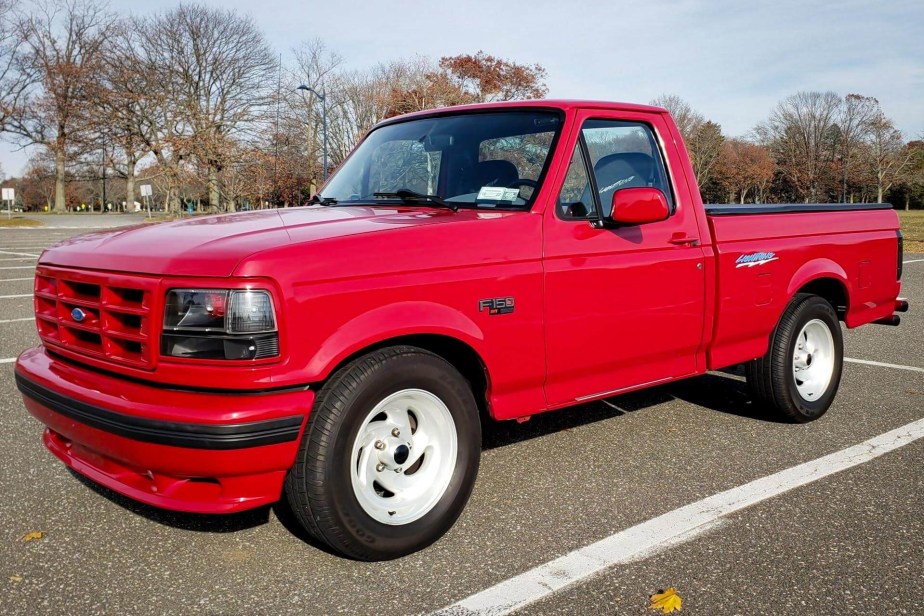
left=284, top=345, right=481, bottom=560
left=746, top=294, right=844, bottom=423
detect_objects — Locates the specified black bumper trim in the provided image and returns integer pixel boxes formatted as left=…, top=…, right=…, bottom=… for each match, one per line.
left=16, top=373, right=304, bottom=450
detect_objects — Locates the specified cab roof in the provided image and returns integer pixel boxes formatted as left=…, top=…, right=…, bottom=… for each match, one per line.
left=377, top=99, right=669, bottom=128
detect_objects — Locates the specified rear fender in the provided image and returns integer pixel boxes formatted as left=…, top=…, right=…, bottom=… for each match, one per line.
left=786, top=259, right=850, bottom=308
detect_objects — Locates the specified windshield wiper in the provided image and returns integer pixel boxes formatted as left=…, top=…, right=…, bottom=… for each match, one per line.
left=308, top=194, right=337, bottom=206
left=373, top=189, right=459, bottom=212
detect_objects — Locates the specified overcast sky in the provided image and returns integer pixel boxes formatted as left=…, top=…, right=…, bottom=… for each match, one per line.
left=2, top=0, right=922, bottom=177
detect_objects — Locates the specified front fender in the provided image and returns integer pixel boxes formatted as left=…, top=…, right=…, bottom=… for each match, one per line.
left=303, top=301, right=486, bottom=380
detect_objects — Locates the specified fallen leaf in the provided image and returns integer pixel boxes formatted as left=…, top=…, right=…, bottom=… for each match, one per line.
left=666, top=427, right=677, bottom=433
left=21, top=531, right=45, bottom=542
left=649, top=587, right=682, bottom=613
left=10, top=575, right=23, bottom=583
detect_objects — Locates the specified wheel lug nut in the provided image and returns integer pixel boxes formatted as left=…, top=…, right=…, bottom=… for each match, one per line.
left=376, top=463, right=386, bottom=472
left=391, top=428, right=400, bottom=437
left=374, top=440, right=385, bottom=450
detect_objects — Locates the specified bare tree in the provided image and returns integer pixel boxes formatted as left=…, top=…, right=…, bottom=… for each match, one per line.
left=866, top=112, right=912, bottom=203
left=88, top=19, right=153, bottom=212
left=900, top=139, right=924, bottom=210
left=756, top=91, right=841, bottom=202
left=836, top=94, right=878, bottom=203
left=288, top=39, right=343, bottom=186
left=687, top=120, right=724, bottom=188
left=6, top=0, right=113, bottom=212
left=104, top=5, right=276, bottom=213
left=148, top=4, right=277, bottom=212
left=652, top=95, right=700, bottom=140
left=0, top=0, right=32, bottom=131
left=651, top=95, right=723, bottom=188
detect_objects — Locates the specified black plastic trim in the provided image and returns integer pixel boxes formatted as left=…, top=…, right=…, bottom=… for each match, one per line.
left=705, top=203, right=893, bottom=216
left=897, top=230, right=903, bottom=281
left=16, top=373, right=304, bottom=450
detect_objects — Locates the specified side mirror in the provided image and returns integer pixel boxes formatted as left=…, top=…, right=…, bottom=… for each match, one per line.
left=607, top=187, right=670, bottom=225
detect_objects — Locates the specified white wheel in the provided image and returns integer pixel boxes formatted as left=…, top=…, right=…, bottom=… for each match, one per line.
left=285, top=346, right=480, bottom=560
left=350, top=389, right=458, bottom=525
left=747, top=293, right=844, bottom=423
left=792, top=318, right=835, bottom=401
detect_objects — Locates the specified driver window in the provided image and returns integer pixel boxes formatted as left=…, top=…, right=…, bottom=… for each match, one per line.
left=581, top=120, right=673, bottom=217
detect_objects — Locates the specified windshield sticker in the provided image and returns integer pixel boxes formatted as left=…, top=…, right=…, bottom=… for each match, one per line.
left=736, top=251, right=778, bottom=268
left=477, top=186, right=520, bottom=201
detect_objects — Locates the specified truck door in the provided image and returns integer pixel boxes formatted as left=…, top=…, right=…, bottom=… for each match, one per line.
left=543, top=110, right=706, bottom=406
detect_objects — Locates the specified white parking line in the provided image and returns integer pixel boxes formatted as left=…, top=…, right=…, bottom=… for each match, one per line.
left=0, top=250, right=39, bottom=258
left=0, top=265, right=35, bottom=270
left=0, top=357, right=16, bottom=364
left=903, top=258, right=924, bottom=264
left=0, top=294, right=31, bottom=299
left=0, top=257, right=36, bottom=261
left=0, top=277, right=34, bottom=282
left=845, top=358, right=924, bottom=373
left=432, top=418, right=924, bottom=616
left=0, top=318, right=32, bottom=323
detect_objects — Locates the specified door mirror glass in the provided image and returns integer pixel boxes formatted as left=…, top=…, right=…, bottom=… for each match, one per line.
left=608, top=187, right=669, bottom=225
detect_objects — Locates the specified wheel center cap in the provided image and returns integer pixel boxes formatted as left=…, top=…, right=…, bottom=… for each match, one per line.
left=393, top=444, right=410, bottom=465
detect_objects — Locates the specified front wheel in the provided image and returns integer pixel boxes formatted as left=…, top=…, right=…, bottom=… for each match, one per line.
left=284, top=346, right=481, bottom=560
left=746, top=294, right=844, bottom=422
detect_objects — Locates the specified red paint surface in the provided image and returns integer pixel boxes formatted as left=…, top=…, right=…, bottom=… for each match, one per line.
left=17, top=100, right=903, bottom=513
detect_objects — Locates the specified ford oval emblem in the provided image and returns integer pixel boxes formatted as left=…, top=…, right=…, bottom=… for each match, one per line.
left=71, top=308, right=86, bottom=323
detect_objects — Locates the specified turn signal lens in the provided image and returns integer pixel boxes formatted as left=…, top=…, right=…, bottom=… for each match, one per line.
left=228, top=290, right=275, bottom=333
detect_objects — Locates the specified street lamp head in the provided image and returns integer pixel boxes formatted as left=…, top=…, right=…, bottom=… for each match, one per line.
left=296, top=84, right=325, bottom=100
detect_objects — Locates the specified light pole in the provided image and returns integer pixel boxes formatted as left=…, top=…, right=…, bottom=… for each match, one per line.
left=296, top=84, right=328, bottom=183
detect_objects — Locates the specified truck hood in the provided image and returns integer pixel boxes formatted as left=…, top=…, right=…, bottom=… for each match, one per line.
left=38, top=206, right=478, bottom=277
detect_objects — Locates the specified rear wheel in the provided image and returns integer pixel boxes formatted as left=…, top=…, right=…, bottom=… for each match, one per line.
left=284, top=346, right=481, bottom=560
left=746, top=294, right=843, bottom=422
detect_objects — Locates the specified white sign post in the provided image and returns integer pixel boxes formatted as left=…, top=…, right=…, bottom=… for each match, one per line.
left=1, top=187, right=14, bottom=220
left=139, top=184, right=152, bottom=218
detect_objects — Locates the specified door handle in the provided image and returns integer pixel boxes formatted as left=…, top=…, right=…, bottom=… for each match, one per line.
left=669, top=235, right=700, bottom=246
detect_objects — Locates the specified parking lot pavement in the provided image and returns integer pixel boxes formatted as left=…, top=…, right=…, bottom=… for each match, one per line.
left=1, top=230, right=921, bottom=616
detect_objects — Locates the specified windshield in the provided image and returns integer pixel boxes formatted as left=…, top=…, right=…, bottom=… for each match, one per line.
left=320, top=110, right=563, bottom=209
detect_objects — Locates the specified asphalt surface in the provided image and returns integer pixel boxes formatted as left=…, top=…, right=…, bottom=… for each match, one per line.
left=1, top=225, right=922, bottom=615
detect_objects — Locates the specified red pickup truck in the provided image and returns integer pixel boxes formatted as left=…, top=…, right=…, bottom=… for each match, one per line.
left=16, top=100, right=906, bottom=560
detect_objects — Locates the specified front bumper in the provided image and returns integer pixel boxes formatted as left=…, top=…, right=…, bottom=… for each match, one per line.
left=16, top=346, right=314, bottom=513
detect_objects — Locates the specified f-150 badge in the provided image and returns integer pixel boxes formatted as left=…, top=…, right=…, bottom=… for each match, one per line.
left=479, top=297, right=515, bottom=315
left=736, top=252, right=778, bottom=268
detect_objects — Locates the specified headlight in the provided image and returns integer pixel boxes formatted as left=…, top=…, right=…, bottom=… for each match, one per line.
left=161, top=288, right=279, bottom=360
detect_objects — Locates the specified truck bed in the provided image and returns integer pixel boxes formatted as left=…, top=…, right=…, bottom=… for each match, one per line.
left=704, top=205, right=901, bottom=370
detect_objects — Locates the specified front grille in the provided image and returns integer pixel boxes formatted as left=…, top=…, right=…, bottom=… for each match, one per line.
left=34, top=267, right=156, bottom=369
